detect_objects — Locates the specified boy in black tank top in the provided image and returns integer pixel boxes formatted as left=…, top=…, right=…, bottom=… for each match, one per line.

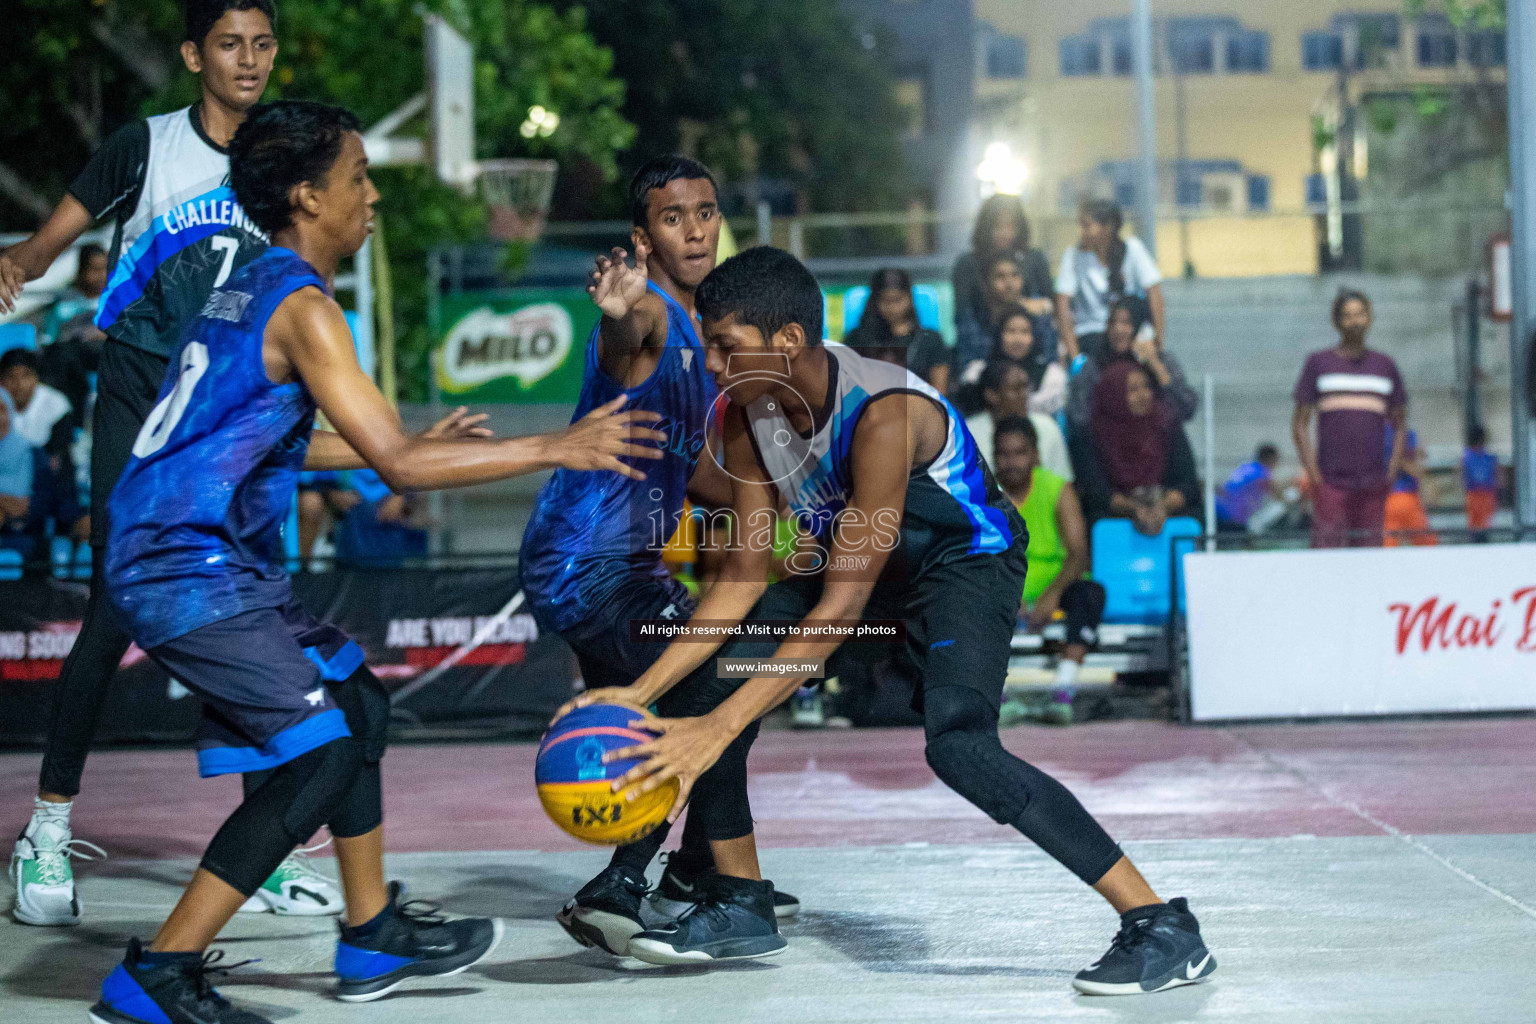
left=555, top=248, right=1218, bottom=994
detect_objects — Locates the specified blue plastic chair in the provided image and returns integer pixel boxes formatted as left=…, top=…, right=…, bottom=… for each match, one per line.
left=1091, top=516, right=1201, bottom=624
left=841, top=285, right=942, bottom=336
left=0, top=323, right=38, bottom=355
left=0, top=549, right=23, bottom=582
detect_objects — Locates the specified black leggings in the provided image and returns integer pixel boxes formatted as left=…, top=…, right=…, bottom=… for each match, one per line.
left=209, top=667, right=388, bottom=895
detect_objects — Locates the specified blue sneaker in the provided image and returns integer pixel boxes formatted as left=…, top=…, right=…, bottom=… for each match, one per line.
left=334, top=882, right=502, bottom=1003
left=628, top=874, right=786, bottom=965
left=89, top=939, right=268, bottom=1024
left=1072, top=898, right=1216, bottom=995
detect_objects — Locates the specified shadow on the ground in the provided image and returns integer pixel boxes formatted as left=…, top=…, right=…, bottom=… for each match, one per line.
left=786, top=909, right=1064, bottom=979
left=478, top=946, right=777, bottom=985
left=404, top=862, right=594, bottom=921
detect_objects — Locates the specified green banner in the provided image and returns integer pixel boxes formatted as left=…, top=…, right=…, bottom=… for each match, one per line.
left=435, top=289, right=595, bottom=403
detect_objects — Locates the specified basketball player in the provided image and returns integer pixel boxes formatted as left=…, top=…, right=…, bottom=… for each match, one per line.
left=83, top=99, right=666, bottom=1024
left=560, top=247, right=1219, bottom=993
left=521, top=157, right=797, bottom=957
left=0, top=0, right=360, bottom=925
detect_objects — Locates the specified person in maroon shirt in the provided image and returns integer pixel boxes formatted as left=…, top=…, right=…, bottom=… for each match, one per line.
left=1291, top=289, right=1407, bottom=547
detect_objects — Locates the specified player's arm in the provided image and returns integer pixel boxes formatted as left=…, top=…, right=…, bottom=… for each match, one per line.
left=606, top=396, right=917, bottom=819
left=0, top=196, right=95, bottom=314
left=271, top=289, right=665, bottom=490
left=555, top=405, right=779, bottom=719
left=304, top=407, right=492, bottom=471
left=590, top=244, right=667, bottom=367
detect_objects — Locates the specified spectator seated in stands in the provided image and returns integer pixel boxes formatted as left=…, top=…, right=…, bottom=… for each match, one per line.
left=1074, top=360, right=1199, bottom=535
left=1384, top=426, right=1436, bottom=547
left=966, top=358, right=1073, bottom=483
left=40, top=243, right=108, bottom=346
left=952, top=193, right=1054, bottom=372
left=843, top=268, right=951, bottom=394
left=992, top=415, right=1106, bottom=727
left=1055, top=198, right=1165, bottom=363
left=954, top=251, right=1057, bottom=412
left=1216, top=443, right=1283, bottom=533
left=1462, top=425, right=1499, bottom=542
left=1067, top=296, right=1196, bottom=431
left=1, top=348, right=72, bottom=454
left=989, top=305, right=1066, bottom=417
left=0, top=393, right=31, bottom=549
left=330, top=469, right=429, bottom=568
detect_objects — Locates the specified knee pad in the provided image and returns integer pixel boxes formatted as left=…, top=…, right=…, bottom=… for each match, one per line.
left=282, top=734, right=364, bottom=844
left=922, top=686, right=1028, bottom=825
left=331, top=667, right=390, bottom=763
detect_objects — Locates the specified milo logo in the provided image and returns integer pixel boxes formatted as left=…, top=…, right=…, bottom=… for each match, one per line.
left=442, top=303, right=572, bottom=391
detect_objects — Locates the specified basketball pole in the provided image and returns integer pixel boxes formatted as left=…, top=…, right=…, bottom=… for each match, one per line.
left=1509, top=0, right=1536, bottom=534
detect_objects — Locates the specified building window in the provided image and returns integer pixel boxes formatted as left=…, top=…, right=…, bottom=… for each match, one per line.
left=1305, top=174, right=1327, bottom=206
left=1226, top=31, right=1269, bottom=73
left=1467, top=30, right=1505, bottom=67
left=1303, top=31, right=1344, bottom=71
left=1417, top=15, right=1458, bottom=67
left=1112, top=36, right=1135, bottom=76
left=1060, top=36, right=1101, bottom=76
left=1247, top=175, right=1271, bottom=212
left=1175, top=169, right=1203, bottom=208
left=1169, top=32, right=1214, bottom=74
left=1347, top=14, right=1401, bottom=53
left=987, top=34, right=1028, bottom=79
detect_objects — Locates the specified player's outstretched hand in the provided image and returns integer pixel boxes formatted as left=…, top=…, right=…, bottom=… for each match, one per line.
left=553, top=393, right=666, bottom=481
left=605, top=715, right=733, bottom=824
left=587, top=243, right=651, bottom=321
left=421, top=406, right=493, bottom=441
left=0, top=253, right=26, bottom=314
left=549, top=686, right=649, bottom=727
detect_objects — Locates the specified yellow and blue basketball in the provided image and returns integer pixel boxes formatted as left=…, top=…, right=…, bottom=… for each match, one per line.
left=535, top=703, right=679, bottom=845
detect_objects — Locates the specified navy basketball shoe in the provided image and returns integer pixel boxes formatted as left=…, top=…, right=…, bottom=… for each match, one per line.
left=628, top=874, right=787, bottom=965
left=556, top=863, right=650, bottom=955
left=649, top=850, right=802, bottom=920
left=334, top=882, right=502, bottom=1002
left=1072, top=898, right=1216, bottom=995
left=89, top=940, right=269, bottom=1024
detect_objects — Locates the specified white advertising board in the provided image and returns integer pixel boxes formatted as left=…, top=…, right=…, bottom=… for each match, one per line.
left=1185, top=544, right=1536, bottom=720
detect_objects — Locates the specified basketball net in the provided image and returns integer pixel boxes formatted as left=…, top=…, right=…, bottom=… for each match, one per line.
left=477, top=158, right=557, bottom=242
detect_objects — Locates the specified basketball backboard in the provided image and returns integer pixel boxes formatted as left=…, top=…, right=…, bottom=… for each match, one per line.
left=426, top=14, right=475, bottom=191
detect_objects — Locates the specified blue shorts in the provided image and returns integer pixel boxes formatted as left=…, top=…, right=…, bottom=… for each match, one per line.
left=145, top=603, right=367, bottom=778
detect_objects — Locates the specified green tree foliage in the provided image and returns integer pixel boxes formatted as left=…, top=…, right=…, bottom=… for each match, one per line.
left=558, top=0, right=911, bottom=216
left=2, top=0, right=633, bottom=400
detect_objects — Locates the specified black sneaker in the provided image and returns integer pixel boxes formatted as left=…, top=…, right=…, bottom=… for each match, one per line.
left=1073, top=898, right=1216, bottom=995
left=556, top=864, right=650, bottom=955
left=628, top=874, right=787, bottom=965
left=89, top=939, right=269, bottom=1024
left=333, top=882, right=502, bottom=1003
left=650, top=850, right=802, bottom=921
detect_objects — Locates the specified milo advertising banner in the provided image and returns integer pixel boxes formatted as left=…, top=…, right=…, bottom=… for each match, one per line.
left=436, top=289, right=596, bottom=403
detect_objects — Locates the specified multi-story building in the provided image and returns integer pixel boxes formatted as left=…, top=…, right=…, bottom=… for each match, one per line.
left=972, top=1, right=1508, bottom=276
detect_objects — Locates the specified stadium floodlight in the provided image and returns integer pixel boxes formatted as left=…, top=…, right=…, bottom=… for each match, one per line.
left=977, top=141, right=1028, bottom=196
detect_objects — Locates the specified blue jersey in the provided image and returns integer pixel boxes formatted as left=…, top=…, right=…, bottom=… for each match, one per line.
left=520, top=283, right=717, bottom=631
left=1463, top=448, right=1498, bottom=492
left=106, top=248, right=324, bottom=648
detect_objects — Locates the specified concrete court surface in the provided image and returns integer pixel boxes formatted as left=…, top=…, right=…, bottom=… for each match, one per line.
left=2, top=718, right=1535, bottom=1023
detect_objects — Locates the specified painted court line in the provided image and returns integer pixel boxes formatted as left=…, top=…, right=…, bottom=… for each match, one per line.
left=1224, top=729, right=1536, bottom=922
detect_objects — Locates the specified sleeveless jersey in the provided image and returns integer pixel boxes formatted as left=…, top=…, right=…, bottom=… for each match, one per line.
left=93, top=107, right=269, bottom=358
left=106, top=248, right=325, bottom=648
left=1017, top=466, right=1068, bottom=603
left=520, top=284, right=717, bottom=631
left=744, top=343, right=1022, bottom=577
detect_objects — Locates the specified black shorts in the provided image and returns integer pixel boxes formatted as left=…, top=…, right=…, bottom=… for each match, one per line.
left=1056, top=579, right=1106, bottom=648
left=145, top=603, right=365, bottom=778
left=534, top=572, right=696, bottom=691
left=90, top=340, right=169, bottom=547
left=661, top=544, right=1030, bottom=719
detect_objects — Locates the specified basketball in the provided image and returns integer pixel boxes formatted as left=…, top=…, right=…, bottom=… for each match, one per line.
left=535, top=703, right=679, bottom=845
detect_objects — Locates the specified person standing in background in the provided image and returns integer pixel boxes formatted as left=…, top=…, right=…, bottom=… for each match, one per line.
left=1291, top=290, right=1406, bottom=549
left=1462, top=425, right=1499, bottom=542
left=1055, top=200, right=1164, bottom=363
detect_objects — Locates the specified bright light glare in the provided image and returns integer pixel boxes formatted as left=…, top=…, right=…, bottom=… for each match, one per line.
left=521, top=105, right=560, bottom=140
left=977, top=141, right=1028, bottom=196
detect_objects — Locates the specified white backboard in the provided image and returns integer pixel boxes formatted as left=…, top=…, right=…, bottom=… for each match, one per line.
left=425, top=14, right=475, bottom=190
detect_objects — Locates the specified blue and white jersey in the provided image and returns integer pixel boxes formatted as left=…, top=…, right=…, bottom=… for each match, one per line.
left=106, top=248, right=325, bottom=649
left=744, top=342, right=1022, bottom=573
left=70, top=106, right=268, bottom=359
left=520, top=283, right=718, bottom=631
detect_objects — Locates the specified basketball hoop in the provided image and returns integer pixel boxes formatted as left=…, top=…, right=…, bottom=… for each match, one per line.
left=477, top=159, right=557, bottom=242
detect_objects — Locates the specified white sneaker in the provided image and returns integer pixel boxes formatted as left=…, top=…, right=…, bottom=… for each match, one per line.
left=10, top=822, right=106, bottom=926
left=238, top=835, right=344, bottom=916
